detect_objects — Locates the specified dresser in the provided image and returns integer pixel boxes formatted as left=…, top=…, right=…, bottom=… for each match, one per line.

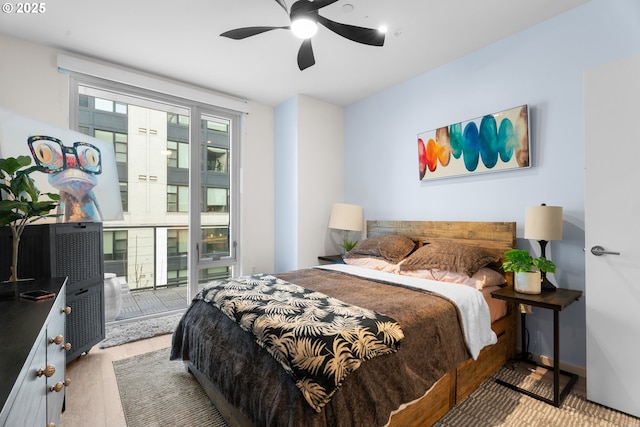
left=0, top=223, right=104, bottom=362
left=0, top=277, right=70, bottom=427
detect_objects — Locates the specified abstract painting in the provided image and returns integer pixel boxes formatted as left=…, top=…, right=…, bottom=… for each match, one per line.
left=0, top=107, right=123, bottom=222
left=418, top=105, right=530, bottom=181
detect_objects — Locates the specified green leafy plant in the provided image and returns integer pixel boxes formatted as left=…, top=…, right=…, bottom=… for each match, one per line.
left=0, top=156, right=60, bottom=282
left=502, top=248, right=556, bottom=274
left=342, top=238, right=358, bottom=253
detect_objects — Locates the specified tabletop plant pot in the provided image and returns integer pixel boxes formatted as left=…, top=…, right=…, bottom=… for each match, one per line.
left=502, top=248, right=556, bottom=295
left=514, top=271, right=542, bottom=294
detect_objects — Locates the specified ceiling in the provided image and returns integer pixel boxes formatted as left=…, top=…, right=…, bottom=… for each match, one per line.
left=0, top=0, right=589, bottom=107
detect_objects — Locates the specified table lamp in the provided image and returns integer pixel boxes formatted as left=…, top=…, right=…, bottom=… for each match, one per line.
left=524, top=204, right=563, bottom=291
left=328, top=203, right=363, bottom=254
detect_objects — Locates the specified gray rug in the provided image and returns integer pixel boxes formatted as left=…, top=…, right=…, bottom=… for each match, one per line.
left=114, top=349, right=640, bottom=427
left=114, top=347, right=228, bottom=427
left=99, top=312, right=184, bottom=348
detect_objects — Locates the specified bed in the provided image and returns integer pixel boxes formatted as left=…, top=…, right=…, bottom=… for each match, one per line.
left=171, top=220, right=517, bottom=426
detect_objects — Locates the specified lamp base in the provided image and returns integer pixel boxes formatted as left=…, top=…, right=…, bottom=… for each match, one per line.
left=541, top=276, right=557, bottom=292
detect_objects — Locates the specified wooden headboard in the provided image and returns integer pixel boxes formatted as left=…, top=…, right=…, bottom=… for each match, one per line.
left=366, top=220, right=517, bottom=287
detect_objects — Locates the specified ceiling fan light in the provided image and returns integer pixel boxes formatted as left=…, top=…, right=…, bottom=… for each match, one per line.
left=291, top=17, right=318, bottom=39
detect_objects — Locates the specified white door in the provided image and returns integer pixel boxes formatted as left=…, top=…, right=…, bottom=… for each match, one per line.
left=584, top=54, right=640, bottom=418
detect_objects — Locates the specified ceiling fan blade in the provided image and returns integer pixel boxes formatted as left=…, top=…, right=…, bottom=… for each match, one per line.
left=316, top=15, right=385, bottom=46
left=220, top=26, right=289, bottom=40
left=297, top=39, right=315, bottom=70
left=308, top=0, right=339, bottom=12
left=274, top=0, right=288, bottom=13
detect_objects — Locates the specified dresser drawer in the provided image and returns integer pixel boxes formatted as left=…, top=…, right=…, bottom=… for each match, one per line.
left=46, top=288, right=68, bottom=425
left=3, top=331, right=48, bottom=427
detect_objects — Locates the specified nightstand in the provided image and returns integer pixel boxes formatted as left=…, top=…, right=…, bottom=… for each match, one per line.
left=317, top=254, right=345, bottom=264
left=491, top=286, right=583, bottom=407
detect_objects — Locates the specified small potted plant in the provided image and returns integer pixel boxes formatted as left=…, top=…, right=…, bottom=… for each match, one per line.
left=342, top=237, right=358, bottom=254
left=502, top=248, right=556, bottom=294
left=0, top=155, right=59, bottom=292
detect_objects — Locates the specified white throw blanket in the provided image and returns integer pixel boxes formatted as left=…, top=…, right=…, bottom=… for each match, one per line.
left=316, top=264, right=497, bottom=359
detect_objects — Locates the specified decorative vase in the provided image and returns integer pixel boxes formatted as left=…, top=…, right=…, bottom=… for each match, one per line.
left=104, top=273, right=122, bottom=322
left=514, top=271, right=542, bottom=294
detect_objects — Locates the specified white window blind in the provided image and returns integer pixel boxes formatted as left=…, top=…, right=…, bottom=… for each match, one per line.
left=57, top=53, right=250, bottom=114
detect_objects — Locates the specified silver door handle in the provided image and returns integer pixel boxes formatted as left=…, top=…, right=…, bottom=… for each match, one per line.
left=590, top=245, right=621, bottom=256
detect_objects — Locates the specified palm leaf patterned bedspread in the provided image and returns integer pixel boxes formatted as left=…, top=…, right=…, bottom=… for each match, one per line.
left=196, top=273, right=404, bottom=412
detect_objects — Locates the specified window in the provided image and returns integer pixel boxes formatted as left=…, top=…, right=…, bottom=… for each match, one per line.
left=167, top=228, right=188, bottom=286
left=71, top=75, right=241, bottom=304
left=167, top=140, right=189, bottom=169
left=205, top=119, right=228, bottom=132
left=167, top=228, right=188, bottom=256
left=104, top=230, right=128, bottom=277
left=119, top=182, right=128, bottom=212
left=206, top=146, right=228, bottom=173
left=167, top=268, right=188, bottom=286
left=104, top=230, right=128, bottom=260
left=201, top=227, right=229, bottom=258
left=168, top=113, right=189, bottom=126
left=93, top=96, right=127, bottom=114
left=204, top=187, right=228, bottom=213
left=94, top=129, right=128, bottom=163
left=167, top=185, right=189, bottom=212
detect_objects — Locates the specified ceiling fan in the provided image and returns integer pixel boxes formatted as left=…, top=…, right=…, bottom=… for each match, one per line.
left=220, top=0, right=385, bottom=71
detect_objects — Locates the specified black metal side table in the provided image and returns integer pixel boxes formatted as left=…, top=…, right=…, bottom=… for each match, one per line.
left=491, top=286, right=583, bottom=407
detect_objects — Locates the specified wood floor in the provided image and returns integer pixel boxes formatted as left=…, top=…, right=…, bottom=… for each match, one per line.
left=60, top=334, right=173, bottom=427
left=60, top=335, right=586, bottom=426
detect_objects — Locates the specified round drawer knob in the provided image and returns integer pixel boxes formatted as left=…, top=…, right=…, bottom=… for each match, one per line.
left=50, top=382, right=64, bottom=393
left=37, top=365, right=56, bottom=378
left=50, top=335, right=64, bottom=345
left=47, top=423, right=55, bottom=427
left=64, top=378, right=71, bottom=386
left=61, top=306, right=72, bottom=315
left=62, top=342, right=72, bottom=351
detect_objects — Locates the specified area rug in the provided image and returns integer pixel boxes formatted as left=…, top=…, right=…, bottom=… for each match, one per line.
left=433, top=367, right=640, bottom=427
left=99, top=312, right=184, bottom=349
left=114, top=350, right=640, bottom=427
left=114, top=347, right=228, bottom=427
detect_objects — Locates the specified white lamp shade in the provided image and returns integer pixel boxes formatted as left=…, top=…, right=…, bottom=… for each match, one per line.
left=524, top=205, right=563, bottom=241
left=328, top=203, right=363, bottom=232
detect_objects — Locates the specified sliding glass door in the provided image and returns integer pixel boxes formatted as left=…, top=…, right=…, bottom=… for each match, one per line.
left=189, top=109, right=239, bottom=293
left=71, top=78, right=240, bottom=318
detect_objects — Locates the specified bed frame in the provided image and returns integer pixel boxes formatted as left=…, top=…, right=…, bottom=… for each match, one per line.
left=187, top=220, right=517, bottom=427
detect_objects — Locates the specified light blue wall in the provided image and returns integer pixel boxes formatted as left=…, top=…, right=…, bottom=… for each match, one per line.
left=274, top=97, right=298, bottom=272
left=343, top=0, right=640, bottom=369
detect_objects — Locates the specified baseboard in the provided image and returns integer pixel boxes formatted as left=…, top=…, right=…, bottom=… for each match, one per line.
left=528, top=353, right=586, bottom=378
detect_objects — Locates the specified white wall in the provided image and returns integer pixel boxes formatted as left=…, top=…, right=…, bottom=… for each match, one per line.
left=343, top=0, right=640, bottom=370
left=274, top=95, right=344, bottom=272
left=0, top=35, right=69, bottom=127
left=297, top=95, right=344, bottom=265
left=274, top=97, right=298, bottom=272
left=0, top=34, right=276, bottom=278
left=241, top=101, right=275, bottom=275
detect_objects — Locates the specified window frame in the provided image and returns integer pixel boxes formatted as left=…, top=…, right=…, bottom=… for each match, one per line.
left=69, top=74, right=242, bottom=299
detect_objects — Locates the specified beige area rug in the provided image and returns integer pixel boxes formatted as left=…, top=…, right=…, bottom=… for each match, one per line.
left=434, top=367, right=640, bottom=427
left=114, top=349, right=639, bottom=427
left=113, top=347, right=228, bottom=427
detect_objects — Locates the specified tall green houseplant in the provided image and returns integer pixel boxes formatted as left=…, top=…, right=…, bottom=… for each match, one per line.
left=0, top=155, right=60, bottom=282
